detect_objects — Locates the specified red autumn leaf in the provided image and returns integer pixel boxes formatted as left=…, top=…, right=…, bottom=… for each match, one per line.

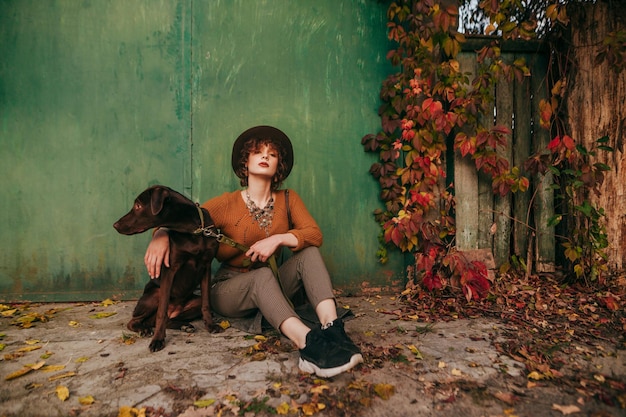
left=460, top=263, right=490, bottom=301
left=548, top=136, right=560, bottom=152
left=562, top=135, right=575, bottom=150
left=600, top=295, right=619, bottom=311
left=423, top=271, right=443, bottom=291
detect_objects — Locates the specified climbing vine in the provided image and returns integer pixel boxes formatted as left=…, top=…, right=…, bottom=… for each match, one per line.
left=362, top=0, right=529, bottom=300
left=362, top=0, right=620, bottom=297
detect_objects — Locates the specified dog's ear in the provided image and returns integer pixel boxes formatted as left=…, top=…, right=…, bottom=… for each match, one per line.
left=150, top=187, right=170, bottom=215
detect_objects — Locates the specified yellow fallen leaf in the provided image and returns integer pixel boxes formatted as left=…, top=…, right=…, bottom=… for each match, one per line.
left=552, top=404, right=581, bottom=415
left=527, top=371, right=544, bottom=380
left=17, top=345, right=42, bottom=353
left=42, top=364, right=66, bottom=372
left=438, top=361, right=447, bottom=368
left=276, top=402, right=290, bottom=415
left=25, top=339, right=41, bottom=345
left=48, top=371, right=76, bottom=381
left=5, top=360, right=45, bottom=380
left=76, top=356, right=90, bottom=363
left=118, top=406, right=146, bottom=417
left=219, top=320, right=230, bottom=330
left=101, top=298, right=117, bottom=307
left=0, top=343, right=5, bottom=351
left=69, top=321, right=80, bottom=327
left=407, top=344, right=423, bottom=359
left=89, top=312, right=117, bottom=319
left=364, top=330, right=375, bottom=337
left=56, top=385, right=70, bottom=401
left=193, top=399, right=216, bottom=408
left=374, top=383, right=395, bottom=400
left=78, top=395, right=95, bottom=405
left=254, top=335, right=267, bottom=342
left=301, top=403, right=317, bottom=416
left=1, top=309, right=17, bottom=317
left=40, top=351, right=54, bottom=359
left=310, top=384, right=329, bottom=394
left=451, top=368, right=463, bottom=376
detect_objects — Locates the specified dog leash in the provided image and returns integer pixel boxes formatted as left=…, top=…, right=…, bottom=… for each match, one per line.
left=193, top=204, right=293, bottom=309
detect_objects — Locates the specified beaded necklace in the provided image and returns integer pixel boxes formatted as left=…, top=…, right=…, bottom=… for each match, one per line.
left=245, top=191, right=274, bottom=236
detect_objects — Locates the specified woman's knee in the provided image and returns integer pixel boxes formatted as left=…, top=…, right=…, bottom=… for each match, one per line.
left=250, top=268, right=281, bottom=294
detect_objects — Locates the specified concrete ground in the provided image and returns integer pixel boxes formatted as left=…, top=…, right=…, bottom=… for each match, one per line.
left=0, top=296, right=624, bottom=417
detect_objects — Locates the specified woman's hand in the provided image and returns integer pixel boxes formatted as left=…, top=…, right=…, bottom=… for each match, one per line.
left=144, top=229, right=170, bottom=278
left=246, top=233, right=296, bottom=263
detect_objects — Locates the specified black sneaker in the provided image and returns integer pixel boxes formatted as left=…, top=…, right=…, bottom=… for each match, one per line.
left=321, top=318, right=361, bottom=355
left=299, top=327, right=363, bottom=378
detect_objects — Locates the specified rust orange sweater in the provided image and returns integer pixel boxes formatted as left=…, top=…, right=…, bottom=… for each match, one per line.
left=201, top=189, right=323, bottom=267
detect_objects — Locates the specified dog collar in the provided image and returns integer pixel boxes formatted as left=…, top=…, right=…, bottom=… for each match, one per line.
left=193, top=203, right=219, bottom=238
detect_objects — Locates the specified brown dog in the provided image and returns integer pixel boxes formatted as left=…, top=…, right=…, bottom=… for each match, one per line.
left=113, top=185, right=223, bottom=352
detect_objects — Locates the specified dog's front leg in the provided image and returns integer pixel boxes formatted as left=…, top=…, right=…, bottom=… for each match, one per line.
left=149, top=266, right=179, bottom=352
left=201, top=269, right=224, bottom=334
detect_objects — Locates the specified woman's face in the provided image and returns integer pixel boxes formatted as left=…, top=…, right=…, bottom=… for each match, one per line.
left=246, top=143, right=279, bottom=179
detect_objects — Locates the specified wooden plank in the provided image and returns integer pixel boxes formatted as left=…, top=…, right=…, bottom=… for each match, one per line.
left=455, top=52, right=480, bottom=250
left=492, top=53, right=515, bottom=265
left=531, top=52, right=555, bottom=272
left=512, top=53, right=533, bottom=259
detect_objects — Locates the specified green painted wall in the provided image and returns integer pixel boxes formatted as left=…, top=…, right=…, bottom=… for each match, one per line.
left=0, top=0, right=403, bottom=302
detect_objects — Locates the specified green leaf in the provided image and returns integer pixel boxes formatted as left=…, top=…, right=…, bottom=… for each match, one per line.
left=596, top=135, right=610, bottom=143
left=547, top=215, right=562, bottom=227
left=194, top=399, right=216, bottom=408
left=594, top=162, right=611, bottom=171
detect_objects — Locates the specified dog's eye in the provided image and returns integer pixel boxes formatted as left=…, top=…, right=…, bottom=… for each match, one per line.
left=134, top=202, right=142, bottom=210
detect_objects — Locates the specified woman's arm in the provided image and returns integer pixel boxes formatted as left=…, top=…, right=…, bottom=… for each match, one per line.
left=245, top=232, right=298, bottom=263
left=144, top=228, right=170, bottom=278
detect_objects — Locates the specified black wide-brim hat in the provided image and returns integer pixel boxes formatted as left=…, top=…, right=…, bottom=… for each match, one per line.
left=231, top=125, right=294, bottom=179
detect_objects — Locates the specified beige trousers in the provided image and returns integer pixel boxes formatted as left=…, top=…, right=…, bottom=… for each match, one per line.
left=210, top=247, right=335, bottom=330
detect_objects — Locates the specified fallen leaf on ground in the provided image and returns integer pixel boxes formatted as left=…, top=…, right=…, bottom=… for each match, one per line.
left=493, top=391, right=520, bottom=405
left=78, top=395, right=95, bottom=405
left=89, top=312, right=117, bottom=319
left=118, top=406, right=146, bottom=417
left=42, top=364, right=66, bottom=372
left=4, top=360, right=45, bottom=380
left=276, top=402, right=290, bottom=415
left=552, top=403, right=581, bottom=415
left=48, top=371, right=76, bottom=381
left=374, top=383, right=395, bottom=400
left=17, top=345, right=42, bottom=353
left=310, top=384, right=329, bottom=394
left=193, top=399, right=215, bottom=408
left=55, top=385, right=69, bottom=401
left=1, top=309, right=18, bottom=317
left=407, top=344, right=424, bottom=359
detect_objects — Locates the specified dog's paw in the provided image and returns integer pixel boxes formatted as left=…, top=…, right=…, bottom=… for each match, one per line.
left=139, top=328, right=154, bottom=338
left=207, top=324, right=225, bottom=334
left=180, top=324, right=196, bottom=333
left=149, top=339, right=166, bottom=352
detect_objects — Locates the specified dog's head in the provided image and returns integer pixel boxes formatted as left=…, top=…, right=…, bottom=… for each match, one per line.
left=113, top=185, right=179, bottom=235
